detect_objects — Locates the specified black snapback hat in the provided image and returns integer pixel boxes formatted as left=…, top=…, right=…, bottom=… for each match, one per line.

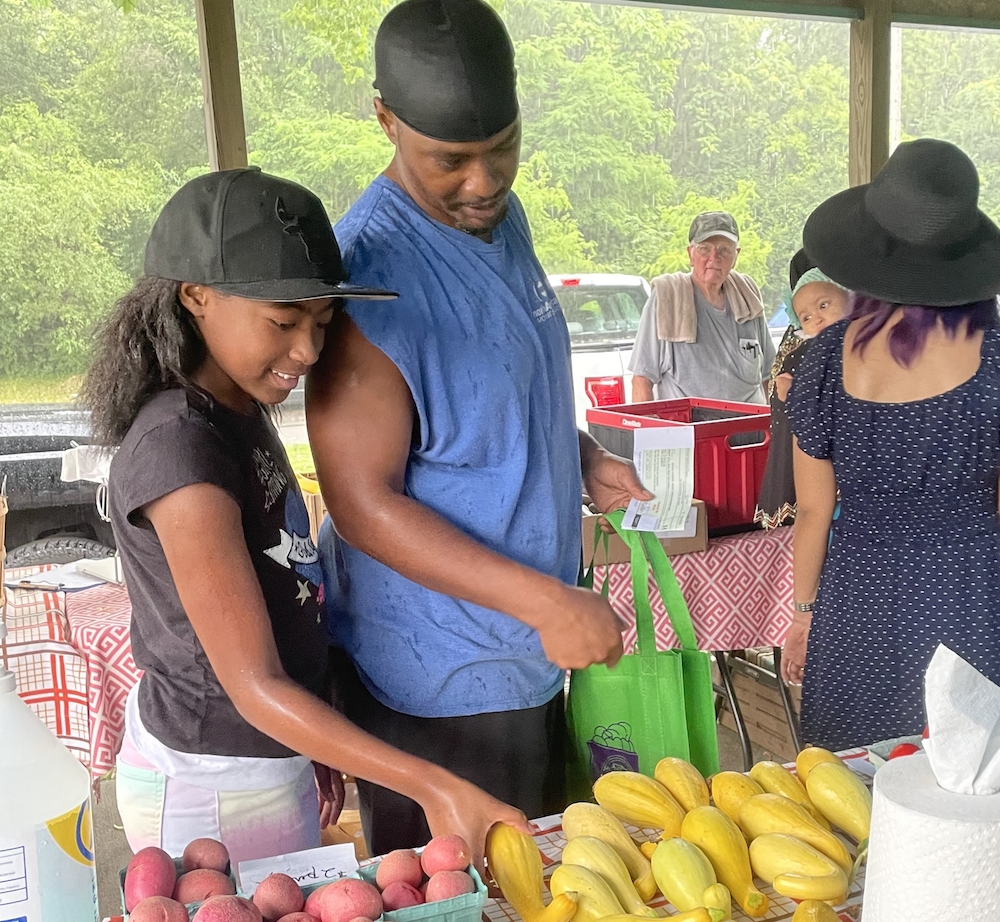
left=144, top=168, right=396, bottom=302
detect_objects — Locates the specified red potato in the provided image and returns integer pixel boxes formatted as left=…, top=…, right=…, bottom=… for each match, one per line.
left=253, top=873, right=305, bottom=921
left=304, top=878, right=383, bottom=922
left=419, top=836, right=471, bottom=877
left=344, top=918, right=374, bottom=922
left=125, top=847, right=178, bottom=911
left=380, top=881, right=423, bottom=910
left=303, top=885, right=326, bottom=919
left=182, top=838, right=232, bottom=874
left=424, top=870, right=475, bottom=903
left=192, top=895, right=263, bottom=921
left=174, top=868, right=238, bottom=904
left=375, top=850, right=423, bottom=890
left=128, top=895, right=190, bottom=922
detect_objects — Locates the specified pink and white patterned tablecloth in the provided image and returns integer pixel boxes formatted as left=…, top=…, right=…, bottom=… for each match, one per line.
left=2, top=566, right=91, bottom=766
left=60, top=525, right=794, bottom=780
left=63, top=582, right=140, bottom=780
left=595, top=525, right=794, bottom=652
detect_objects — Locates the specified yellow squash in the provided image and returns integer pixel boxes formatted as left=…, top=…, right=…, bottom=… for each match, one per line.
left=737, top=794, right=852, bottom=875
left=593, top=771, right=686, bottom=839
left=748, top=761, right=831, bottom=830
left=681, top=806, right=769, bottom=919
left=702, top=882, right=731, bottom=920
left=795, top=747, right=841, bottom=784
left=561, top=836, right=654, bottom=917
left=791, top=899, right=843, bottom=922
left=653, top=758, right=710, bottom=813
left=562, top=802, right=657, bottom=901
left=709, top=772, right=764, bottom=827
left=748, top=834, right=848, bottom=903
left=549, top=863, right=624, bottom=922
left=597, top=912, right=720, bottom=922
left=805, top=761, right=873, bottom=843
left=649, top=837, right=717, bottom=912
left=485, top=823, right=578, bottom=922
left=639, top=842, right=657, bottom=861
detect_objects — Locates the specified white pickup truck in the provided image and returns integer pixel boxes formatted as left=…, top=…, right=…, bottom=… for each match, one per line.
left=547, top=272, right=650, bottom=428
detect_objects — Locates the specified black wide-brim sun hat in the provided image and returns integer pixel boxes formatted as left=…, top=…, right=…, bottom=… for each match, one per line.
left=803, top=138, right=1000, bottom=307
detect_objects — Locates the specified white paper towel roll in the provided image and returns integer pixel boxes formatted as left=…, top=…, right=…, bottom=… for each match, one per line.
left=863, top=753, right=1000, bottom=921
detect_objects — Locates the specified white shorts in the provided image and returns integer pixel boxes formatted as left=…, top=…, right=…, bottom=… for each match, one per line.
left=115, top=688, right=320, bottom=874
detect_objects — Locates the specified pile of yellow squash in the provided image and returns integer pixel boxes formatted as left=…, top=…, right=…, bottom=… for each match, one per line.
left=485, top=748, right=871, bottom=922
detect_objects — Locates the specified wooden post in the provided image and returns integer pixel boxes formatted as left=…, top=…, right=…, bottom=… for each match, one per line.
left=195, top=0, right=248, bottom=172
left=849, top=0, right=891, bottom=185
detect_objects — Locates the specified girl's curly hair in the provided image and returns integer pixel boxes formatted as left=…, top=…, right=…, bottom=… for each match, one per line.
left=80, top=277, right=205, bottom=445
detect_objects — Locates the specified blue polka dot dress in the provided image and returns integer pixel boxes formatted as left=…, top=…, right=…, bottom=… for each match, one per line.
left=786, top=318, right=1000, bottom=750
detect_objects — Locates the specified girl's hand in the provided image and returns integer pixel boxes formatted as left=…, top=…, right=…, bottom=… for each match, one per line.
left=421, top=777, right=532, bottom=879
left=775, top=373, right=794, bottom=403
left=781, top=619, right=810, bottom=686
left=314, top=762, right=346, bottom=829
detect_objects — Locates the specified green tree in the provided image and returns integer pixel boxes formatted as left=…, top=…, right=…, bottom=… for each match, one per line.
left=4, top=0, right=1000, bottom=390
left=0, top=103, right=161, bottom=375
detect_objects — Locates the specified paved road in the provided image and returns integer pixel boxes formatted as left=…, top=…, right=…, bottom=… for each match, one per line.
left=2, top=388, right=309, bottom=447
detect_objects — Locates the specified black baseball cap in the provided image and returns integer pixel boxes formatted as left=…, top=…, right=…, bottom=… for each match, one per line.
left=144, top=168, right=396, bottom=302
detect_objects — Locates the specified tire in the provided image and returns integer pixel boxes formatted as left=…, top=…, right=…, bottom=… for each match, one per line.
left=5, top=537, right=115, bottom=568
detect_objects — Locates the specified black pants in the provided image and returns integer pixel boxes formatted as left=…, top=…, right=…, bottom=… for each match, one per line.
left=329, top=648, right=567, bottom=856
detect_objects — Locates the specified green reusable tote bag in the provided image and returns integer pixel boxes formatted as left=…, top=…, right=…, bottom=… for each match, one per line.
left=566, top=510, right=720, bottom=798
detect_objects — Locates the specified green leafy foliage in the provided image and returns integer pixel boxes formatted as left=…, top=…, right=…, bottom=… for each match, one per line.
left=2, top=0, right=999, bottom=388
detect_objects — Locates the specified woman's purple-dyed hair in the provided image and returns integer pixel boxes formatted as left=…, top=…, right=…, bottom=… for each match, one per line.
left=849, top=294, right=998, bottom=367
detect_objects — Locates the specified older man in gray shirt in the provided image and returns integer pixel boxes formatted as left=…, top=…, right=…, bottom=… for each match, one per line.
left=630, top=212, right=774, bottom=404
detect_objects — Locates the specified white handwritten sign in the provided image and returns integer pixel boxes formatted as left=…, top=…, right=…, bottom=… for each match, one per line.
left=238, top=843, right=360, bottom=894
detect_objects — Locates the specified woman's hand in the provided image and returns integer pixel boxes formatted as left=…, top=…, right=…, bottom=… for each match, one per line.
left=314, top=762, right=346, bottom=829
left=421, top=776, right=532, bottom=879
left=781, top=618, right=810, bottom=686
left=775, top=373, right=794, bottom=403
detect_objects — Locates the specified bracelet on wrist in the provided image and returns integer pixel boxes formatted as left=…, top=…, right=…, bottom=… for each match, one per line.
left=793, top=600, right=816, bottom=613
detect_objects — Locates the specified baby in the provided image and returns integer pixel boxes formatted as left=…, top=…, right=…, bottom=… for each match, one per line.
left=773, top=269, right=851, bottom=400
left=754, top=259, right=850, bottom=531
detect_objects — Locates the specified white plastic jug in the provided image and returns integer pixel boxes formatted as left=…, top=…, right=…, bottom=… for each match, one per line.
left=0, top=622, right=98, bottom=922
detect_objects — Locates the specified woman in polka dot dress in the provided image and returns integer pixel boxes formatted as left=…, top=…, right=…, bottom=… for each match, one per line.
left=781, top=139, right=1000, bottom=750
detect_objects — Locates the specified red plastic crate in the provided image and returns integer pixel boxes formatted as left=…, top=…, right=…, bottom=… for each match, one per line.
left=586, top=398, right=771, bottom=534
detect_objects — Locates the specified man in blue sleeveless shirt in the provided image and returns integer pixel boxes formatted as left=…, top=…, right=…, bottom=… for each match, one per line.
left=308, top=0, right=651, bottom=855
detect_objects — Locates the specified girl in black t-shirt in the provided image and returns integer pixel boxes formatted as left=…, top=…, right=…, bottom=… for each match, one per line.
left=81, top=169, right=528, bottom=871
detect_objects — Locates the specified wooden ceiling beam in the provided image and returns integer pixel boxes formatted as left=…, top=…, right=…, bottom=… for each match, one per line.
left=590, top=0, right=863, bottom=18
left=892, top=0, right=1000, bottom=29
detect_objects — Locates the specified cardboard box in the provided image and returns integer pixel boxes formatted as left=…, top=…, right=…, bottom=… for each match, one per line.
left=582, top=499, right=708, bottom=564
left=320, top=807, right=369, bottom=862
left=718, top=656, right=802, bottom=763
left=297, top=472, right=328, bottom=544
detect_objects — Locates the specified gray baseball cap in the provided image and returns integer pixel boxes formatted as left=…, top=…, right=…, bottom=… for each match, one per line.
left=689, top=212, right=739, bottom=245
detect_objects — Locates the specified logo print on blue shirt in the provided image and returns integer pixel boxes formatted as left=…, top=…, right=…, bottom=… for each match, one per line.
left=530, top=279, right=561, bottom=325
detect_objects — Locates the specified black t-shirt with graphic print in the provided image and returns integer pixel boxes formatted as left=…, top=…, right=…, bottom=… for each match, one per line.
left=109, top=387, right=328, bottom=758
